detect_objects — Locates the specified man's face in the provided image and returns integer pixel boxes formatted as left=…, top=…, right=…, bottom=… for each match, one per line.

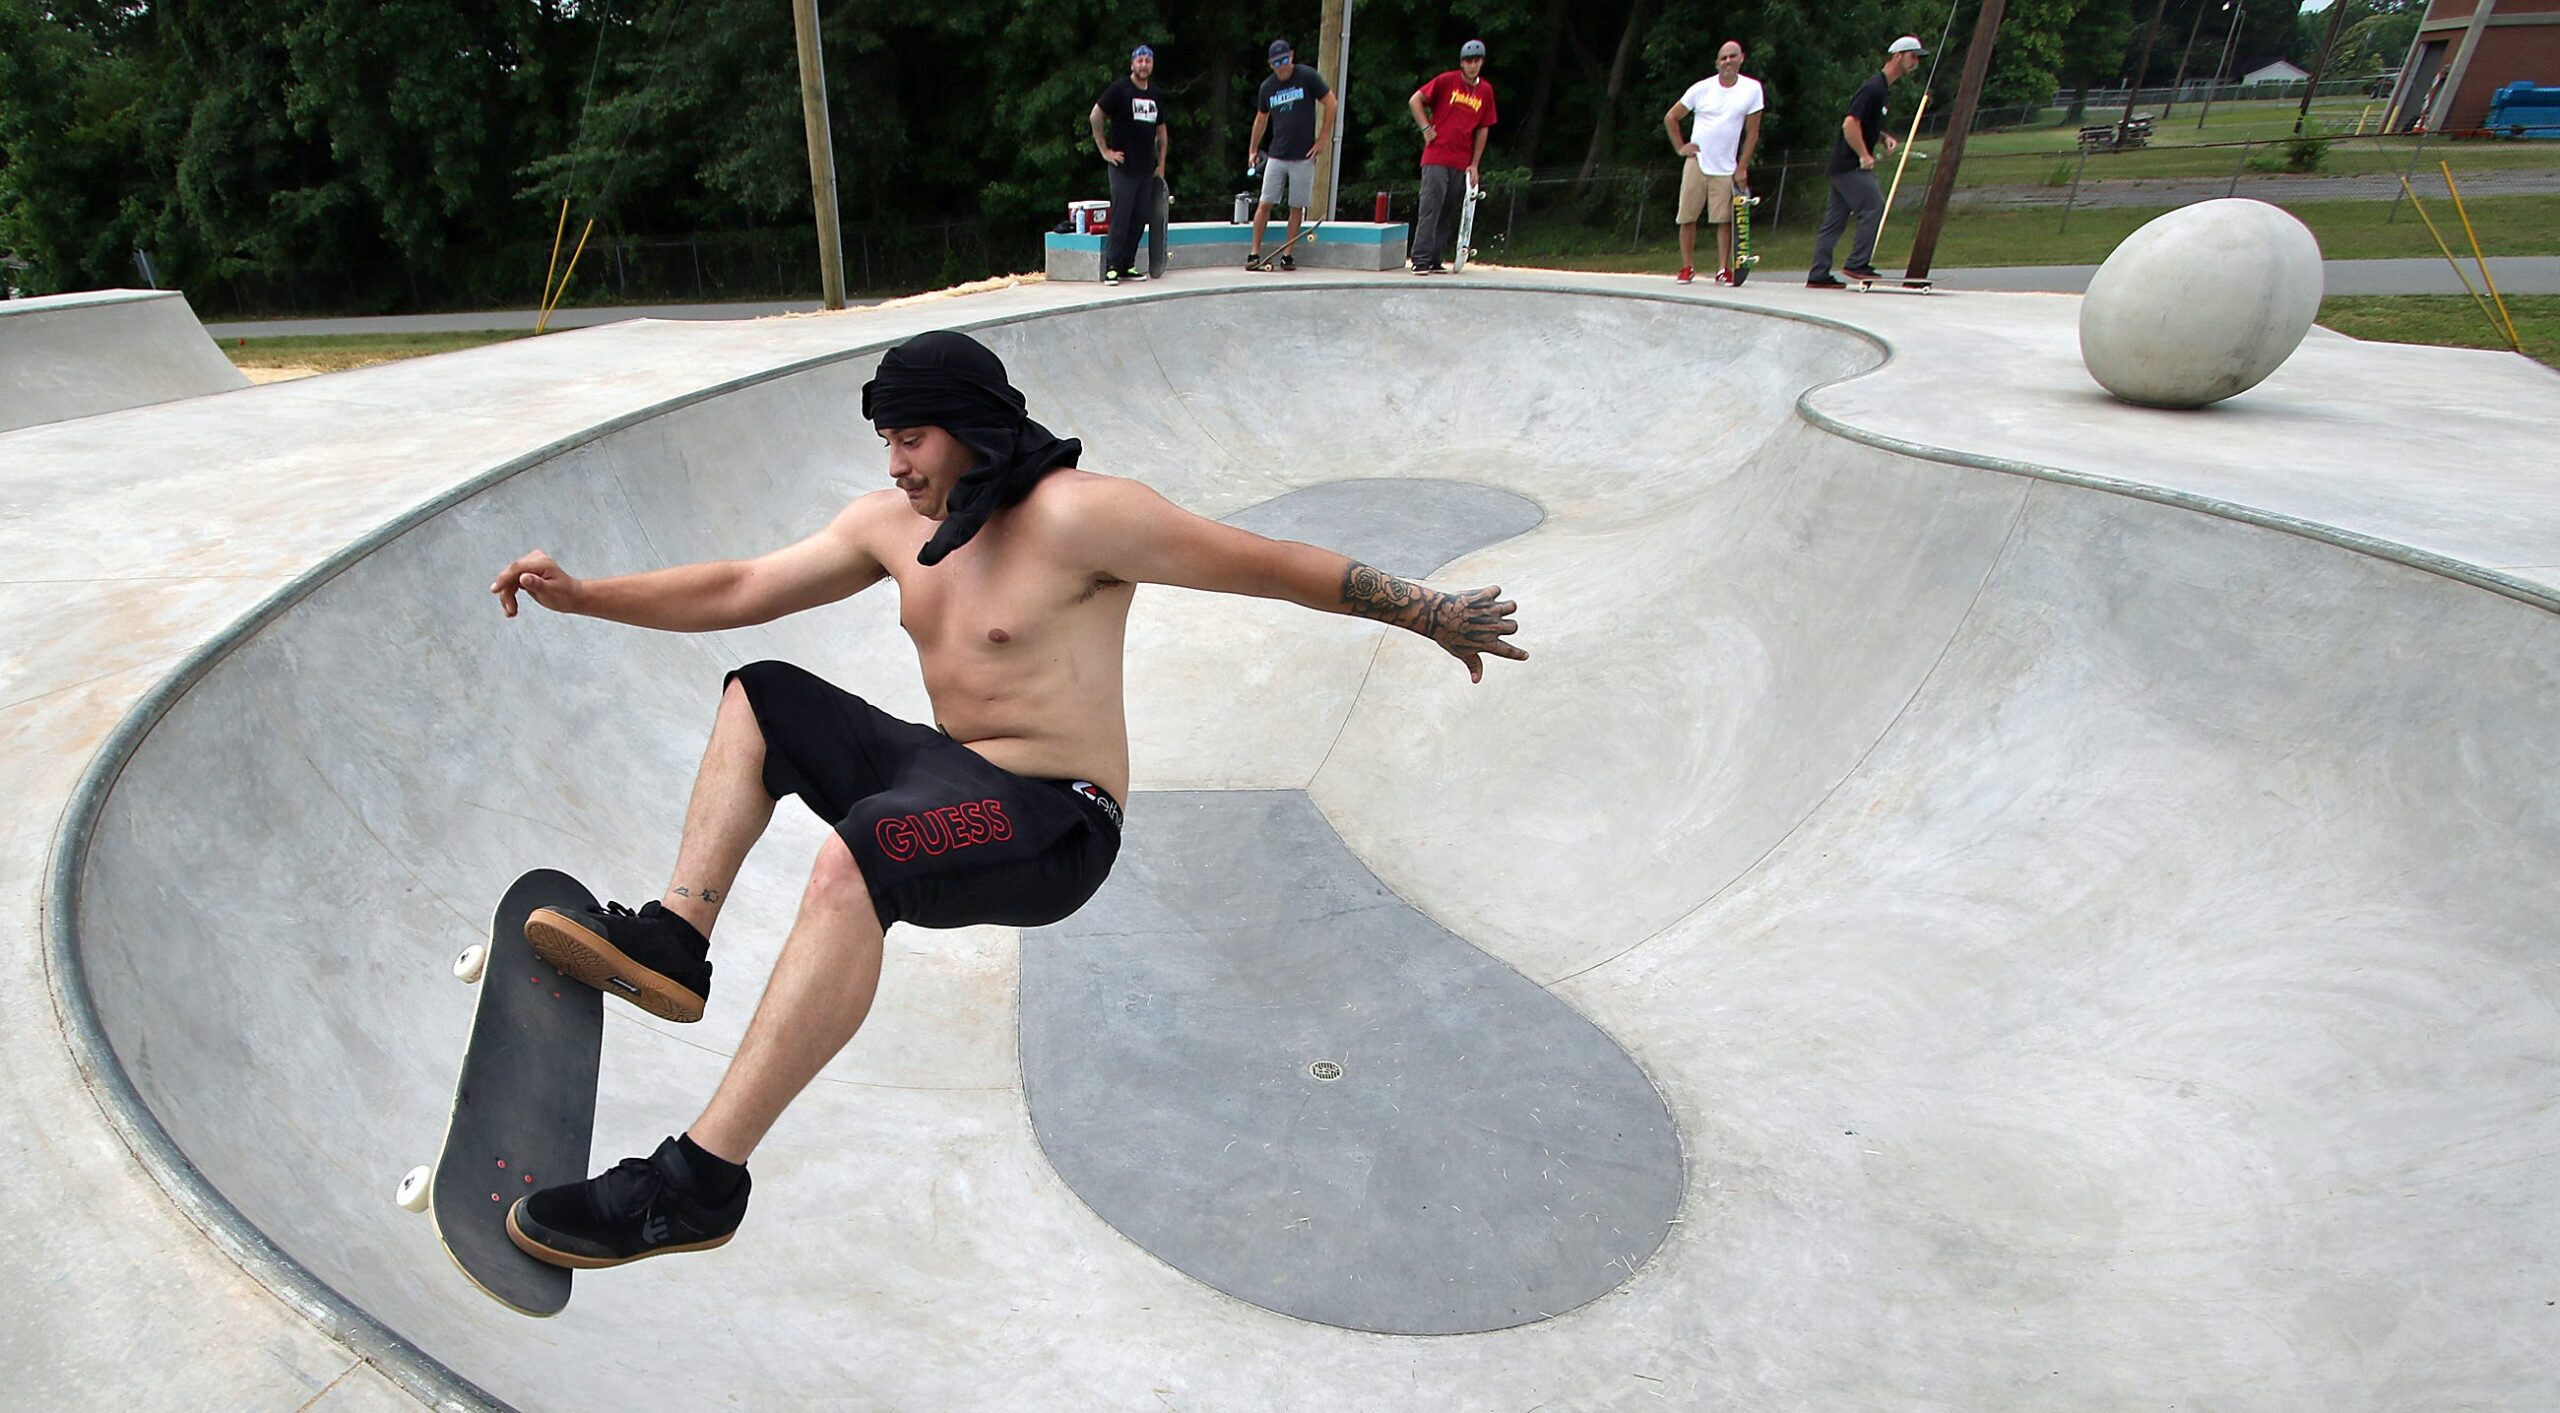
left=881, top=425, right=971, bottom=521
left=1718, top=44, right=1744, bottom=78
left=1271, top=53, right=1292, bottom=77
left=1888, top=51, right=1921, bottom=80
left=1460, top=56, right=1483, bottom=81
left=1131, top=53, right=1153, bottom=82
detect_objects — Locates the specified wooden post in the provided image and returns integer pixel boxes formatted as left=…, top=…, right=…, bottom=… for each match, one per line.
left=790, top=0, right=847, bottom=309
left=1315, top=0, right=1347, bottom=221
left=2294, top=0, right=2354, bottom=135
left=1905, top=0, right=2011, bottom=283
left=2121, top=0, right=2170, bottom=130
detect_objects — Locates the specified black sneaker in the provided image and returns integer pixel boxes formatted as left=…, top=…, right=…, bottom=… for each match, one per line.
left=1102, top=267, right=1120, bottom=285
left=1276, top=252, right=1295, bottom=271
left=524, top=899, right=711, bottom=1022
left=1843, top=265, right=1882, bottom=281
left=1807, top=273, right=1848, bottom=289
left=507, top=1137, right=749, bottom=1269
left=1245, top=251, right=1265, bottom=270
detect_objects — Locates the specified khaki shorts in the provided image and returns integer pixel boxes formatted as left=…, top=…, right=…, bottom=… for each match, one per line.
left=1677, top=164, right=1736, bottom=225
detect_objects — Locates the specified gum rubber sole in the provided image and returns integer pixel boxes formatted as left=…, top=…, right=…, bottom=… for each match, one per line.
left=522, top=908, right=705, bottom=1023
left=506, top=1203, right=735, bottom=1269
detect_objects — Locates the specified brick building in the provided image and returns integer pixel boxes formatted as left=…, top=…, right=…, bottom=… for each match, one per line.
left=2387, top=0, right=2560, bottom=131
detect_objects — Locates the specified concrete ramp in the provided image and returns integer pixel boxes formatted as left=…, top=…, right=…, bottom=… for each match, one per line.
left=0, top=289, right=247, bottom=434
left=53, top=288, right=2560, bottom=1409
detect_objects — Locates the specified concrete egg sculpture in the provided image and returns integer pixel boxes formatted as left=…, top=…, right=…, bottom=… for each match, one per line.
left=2078, top=198, right=2323, bottom=409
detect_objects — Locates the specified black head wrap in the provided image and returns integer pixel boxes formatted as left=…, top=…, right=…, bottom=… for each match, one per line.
left=861, top=330, right=1081, bottom=566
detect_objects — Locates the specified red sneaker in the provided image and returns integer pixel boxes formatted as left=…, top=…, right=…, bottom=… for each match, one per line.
left=1676, top=266, right=1695, bottom=284
left=1714, top=269, right=1734, bottom=285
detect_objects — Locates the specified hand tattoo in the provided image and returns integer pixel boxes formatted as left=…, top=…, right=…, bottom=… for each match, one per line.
left=1339, top=564, right=1515, bottom=658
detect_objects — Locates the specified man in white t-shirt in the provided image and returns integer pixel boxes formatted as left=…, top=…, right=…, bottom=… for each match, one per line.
left=1662, top=41, right=1765, bottom=285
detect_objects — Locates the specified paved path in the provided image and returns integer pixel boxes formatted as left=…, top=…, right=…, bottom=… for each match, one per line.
left=1934, top=254, right=2560, bottom=295
left=1957, top=166, right=2560, bottom=210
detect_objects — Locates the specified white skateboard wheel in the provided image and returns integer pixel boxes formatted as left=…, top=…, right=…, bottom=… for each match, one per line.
left=453, top=944, right=487, bottom=983
left=396, top=1165, right=432, bottom=1212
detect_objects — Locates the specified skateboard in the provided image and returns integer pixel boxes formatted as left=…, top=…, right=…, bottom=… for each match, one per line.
left=398, top=868, right=605, bottom=1316
left=1848, top=275, right=1938, bottom=295
left=1249, top=218, right=1322, bottom=272
left=1449, top=172, right=1485, bottom=272
left=1730, top=193, right=1760, bottom=286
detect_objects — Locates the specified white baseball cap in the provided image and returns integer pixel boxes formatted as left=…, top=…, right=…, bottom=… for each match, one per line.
left=1887, top=35, right=1926, bottom=55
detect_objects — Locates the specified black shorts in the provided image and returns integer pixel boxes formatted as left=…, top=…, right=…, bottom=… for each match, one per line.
left=726, top=660, right=1122, bottom=931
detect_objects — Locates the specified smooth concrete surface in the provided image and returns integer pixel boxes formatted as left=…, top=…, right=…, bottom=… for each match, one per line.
left=1025, top=789, right=1682, bottom=1335
left=8, top=270, right=2560, bottom=1410
left=2080, top=200, right=2326, bottom=408
left=200, top=301, right=840, bottom=339
left=1, top=288, right=249, bottom=432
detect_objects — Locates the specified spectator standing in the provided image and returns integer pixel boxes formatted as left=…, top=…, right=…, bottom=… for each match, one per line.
left=1406, top=39, right=1498, bottom=275
left=1090, top=45, right=1170, bottom=285
left=1663, top=41, right=1764, bottom=285
left=1808, top=35, right=1925, bottom=288
left=1246, top=39, right=1335, bottom=270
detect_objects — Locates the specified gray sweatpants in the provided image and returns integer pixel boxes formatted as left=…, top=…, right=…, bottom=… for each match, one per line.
left=1105, top=164, right=1168, bottom=277
left=1809, top=169, right=1885, bottom=278
left=1413, top=165, right=1468, bottom=267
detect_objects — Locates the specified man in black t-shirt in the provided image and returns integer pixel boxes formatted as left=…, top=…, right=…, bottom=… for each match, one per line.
left=1808, top=35, right=1924, bottom=288
left=1245, top=38, right=1335, bottom=269
left=1089, top=45, right=1170, bottom=284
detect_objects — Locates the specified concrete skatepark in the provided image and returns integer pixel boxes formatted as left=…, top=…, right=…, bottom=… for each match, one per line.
left=6, top=270, right=2559, bottom=1410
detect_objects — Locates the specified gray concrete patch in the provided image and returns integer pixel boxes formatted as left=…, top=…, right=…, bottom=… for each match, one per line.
left=1022, top=790, right=1680, bottom=1334
left=1218, top=477, right=1543, bottom=581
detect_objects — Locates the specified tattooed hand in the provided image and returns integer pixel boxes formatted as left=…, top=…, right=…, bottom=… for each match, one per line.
left=1339, top=564, right=1526, bottom=684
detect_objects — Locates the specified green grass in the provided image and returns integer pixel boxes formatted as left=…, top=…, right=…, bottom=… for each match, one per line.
left=219, top=330, right=530, bottom=374
left=2318, top=295, right=2560, bottom=371
left=1498, top=193, right=2560, bottom=274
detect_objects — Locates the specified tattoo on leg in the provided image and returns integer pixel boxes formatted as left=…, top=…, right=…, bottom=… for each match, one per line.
left=672, top=886, right=722, bottom=905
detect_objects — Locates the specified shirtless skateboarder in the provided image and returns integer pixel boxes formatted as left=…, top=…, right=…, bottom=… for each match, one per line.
left=486, top=329, right=1525, bottom=1269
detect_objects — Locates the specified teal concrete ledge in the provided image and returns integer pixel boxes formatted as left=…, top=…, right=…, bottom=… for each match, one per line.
left=1045, top=220, right=1408, bottom=279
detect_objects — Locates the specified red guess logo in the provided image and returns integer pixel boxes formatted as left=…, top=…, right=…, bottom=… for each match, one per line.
left=875, top=799, right=1013, bottom=861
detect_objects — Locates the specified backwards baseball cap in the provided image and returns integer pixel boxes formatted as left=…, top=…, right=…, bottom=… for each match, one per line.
left=1460, top=39, right=1486, bottom=59
left=1269, top=38, right=1292, bottom=62
left=1131, top=44, right=1152, bottom=59
left=1887, top=35, right=1926, bottom=55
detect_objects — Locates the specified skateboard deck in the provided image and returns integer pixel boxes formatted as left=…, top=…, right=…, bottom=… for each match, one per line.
left=1848, top=275, right=1938, bottom=294
left=1249, top=218, right=1322, bottom=271
left=1450, top=173, right=1484, bottom=272
left=1731, top=193, right=1760, bottom=286
left=427, top=868, right=605, bottom=1316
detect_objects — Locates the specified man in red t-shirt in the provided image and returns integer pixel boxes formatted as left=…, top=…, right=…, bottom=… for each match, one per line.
left=1405, top=39, right=1498, bottom=275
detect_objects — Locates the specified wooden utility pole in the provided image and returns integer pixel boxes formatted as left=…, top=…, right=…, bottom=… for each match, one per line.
left=2294, top=0, right=2355, bottom=134
left=2121, top=0, right=2172, bottom=128
left=1315, top=0, right=1348, bottom=220
left=1905, top=0, right=2010, bottom=283
left=2160, top=0, right=2214, bottom=121
left=791, top=0, right=847, bottom=308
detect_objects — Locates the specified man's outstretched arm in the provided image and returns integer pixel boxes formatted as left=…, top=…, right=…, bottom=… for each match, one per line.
left=1060, top=477, right=1525, bottom=682
left=491, top=499, right=889, bottom=632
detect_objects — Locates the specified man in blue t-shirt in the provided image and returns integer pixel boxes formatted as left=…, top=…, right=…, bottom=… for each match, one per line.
left=1245, top=38, right=1336, bottom=270
left=1808, top=35, right=1924, bottom=288
left=1090, top=45, right=1171, bottom=285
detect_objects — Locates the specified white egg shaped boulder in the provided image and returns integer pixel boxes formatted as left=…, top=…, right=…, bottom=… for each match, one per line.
left=2079, top=198, right=2324, bottom=409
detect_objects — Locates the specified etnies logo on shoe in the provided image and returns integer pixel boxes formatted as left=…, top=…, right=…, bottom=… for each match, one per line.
left=876, top=800, right=1013, bottom=861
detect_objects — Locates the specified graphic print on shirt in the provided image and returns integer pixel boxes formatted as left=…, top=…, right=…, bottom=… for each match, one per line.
left=1133, top=97, right=1157, bottom=124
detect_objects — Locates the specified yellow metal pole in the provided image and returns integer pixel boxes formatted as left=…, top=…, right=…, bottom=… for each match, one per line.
left=2440, top=162, right=2522, bottom=351
left=1875, top=93, right=1931, bottom=253
left=538, top=219, right=597, bottom=335
left=539, top=198, right=571, bottom=318
left=2398, top=176, right=2505, bottom=344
